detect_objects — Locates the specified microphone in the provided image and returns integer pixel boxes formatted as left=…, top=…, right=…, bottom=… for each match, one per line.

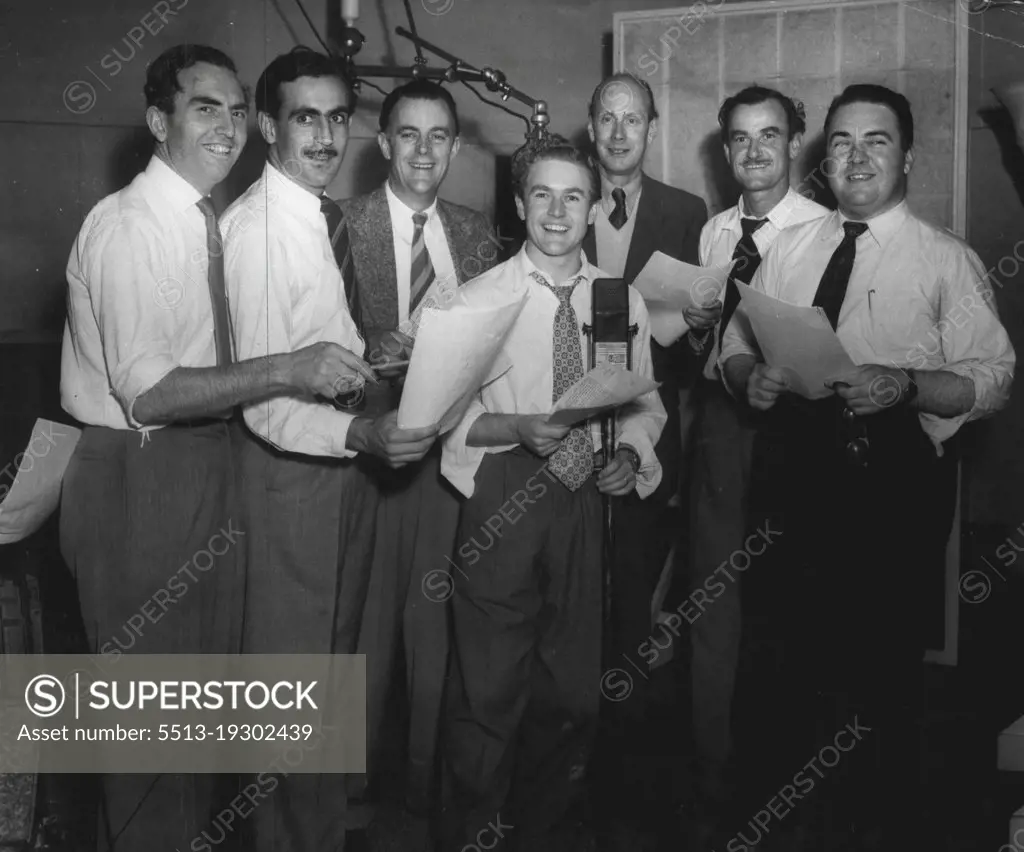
left=588, top=278, right=631, bottom=468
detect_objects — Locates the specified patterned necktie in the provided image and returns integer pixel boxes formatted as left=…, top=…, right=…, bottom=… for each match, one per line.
left=812, top=221, right=870, bottom=330
left=531, top=271, right=594, bottom=491
left=609, top=187, right=628, bottom=230
left=717, top=217, right=769, bottom=351
left=196, top=197, right=233, bottom=365
left=409, top=211, right=436, bottom=316
left=320, top=196, right=362, bottom=326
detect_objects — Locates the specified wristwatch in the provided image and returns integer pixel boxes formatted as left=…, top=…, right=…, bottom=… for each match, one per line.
left=619, top=445, right=642, bottom=473
left=903, top=369, right=919, bottom=405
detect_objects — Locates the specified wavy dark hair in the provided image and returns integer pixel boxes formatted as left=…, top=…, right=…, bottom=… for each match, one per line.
left=144, top=44, right=247, bottom=115
left=511, top=135, right=600, bottom=202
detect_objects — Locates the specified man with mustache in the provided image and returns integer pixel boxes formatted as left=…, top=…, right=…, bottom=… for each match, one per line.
left=59, top=44, right=370, bottom=851
left=440, top=136, right=666, bottom=851
left=720, top=84, right=1014, bottom=849
left=337, top=79, right=498, bottom=815
left=683, top=85, right=827, bottom=850
left=221, top=47, right=439, bottom=851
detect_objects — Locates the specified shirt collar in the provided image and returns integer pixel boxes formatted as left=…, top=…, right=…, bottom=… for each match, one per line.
left=600, top=172, right=643, bottom=216
left=385, top=180, right=438, bottom=233
left=731, top=187, right=800, bottom=233
left=516, top=243, right=595, bottom=288
left=145, top=155, right=204, bottom=214
left=265, top=161, right=324, bottom=224
left=820, top=200, right=909, bottom=249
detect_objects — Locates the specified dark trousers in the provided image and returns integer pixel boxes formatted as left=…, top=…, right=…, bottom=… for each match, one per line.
left=441, top=449, right=602, bottom=852
left=739, top=399, right=957, bottom=843
left=59, top=422, right=245, bottom=852
left=235, top=430, right=378, bottom=852
left=688, top=379, right=759, bottom=803
left=354, top=443, right=458, bottom=812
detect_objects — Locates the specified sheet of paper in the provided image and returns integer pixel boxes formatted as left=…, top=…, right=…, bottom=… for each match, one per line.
left=0, top=419, right=82, bottom=545
left=632, top=252, right=732, bottom=347
left=397, top=290, right=529, bottom=432
left=737, top=283, right=857, bottom=400
left=547, top=364, right=660, bottom=427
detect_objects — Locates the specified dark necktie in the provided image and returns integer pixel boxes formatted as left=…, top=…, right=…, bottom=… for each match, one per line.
left=716, top=217, right=769, bottom=351
left=409, top=211, right=436, bottom=316
left=812, top=221, right=870, bottom=330
left=320, top=196, right=362, bottom=326
left=609, top=187, right=628, bottom=230
left=196, top=197, right=233, bottom=365
left=531, top=271, right=594, bottom=491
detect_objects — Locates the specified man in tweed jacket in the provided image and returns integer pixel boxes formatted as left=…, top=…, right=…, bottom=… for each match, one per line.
left=338, top=79, right=498, bottom=815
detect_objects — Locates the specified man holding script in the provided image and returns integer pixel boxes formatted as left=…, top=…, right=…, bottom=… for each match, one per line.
left=720, top=84, right=1014, bottom=849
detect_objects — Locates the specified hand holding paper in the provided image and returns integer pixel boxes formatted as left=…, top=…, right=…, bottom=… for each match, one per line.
left=547, top=364, right=660, bottom=427
left=736, top=283, right=856, bottom=399
left=631, top=252, right=732, bottom=347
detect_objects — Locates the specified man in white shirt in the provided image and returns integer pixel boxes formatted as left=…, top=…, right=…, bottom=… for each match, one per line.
left=684, top=85, right=828, bottom=848
left=59, top=44, right=372, bottom=852
left=221, top=48, right=438, bottom=852
left=721, top=84, right=1015, bottom=850
left=338, top=79, right=499, bottom=813
left=439, top=138, right=666, bottom=851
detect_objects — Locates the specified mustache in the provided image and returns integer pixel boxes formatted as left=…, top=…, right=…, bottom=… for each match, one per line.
left=303, top=146, right=338, bottom=158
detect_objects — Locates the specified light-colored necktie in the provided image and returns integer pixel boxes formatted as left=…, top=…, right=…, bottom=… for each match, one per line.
left=409, top=211, right=436, bottom=316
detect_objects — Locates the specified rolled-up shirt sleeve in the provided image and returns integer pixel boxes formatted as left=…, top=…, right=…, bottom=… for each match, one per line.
left=86, top=215, right=182, bottom=428
left=923, top=245, right=1016, bottom=442
left=441, top=395, right=490, bottom=498
left=226, top=221, right=359, bottom=459
left=598, top=291, right=665, bottom=498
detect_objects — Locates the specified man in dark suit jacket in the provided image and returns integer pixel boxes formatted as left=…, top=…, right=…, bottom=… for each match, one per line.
left=582, top=71, right=709, bottom=810
left=338, top=79, right=498, bottom=817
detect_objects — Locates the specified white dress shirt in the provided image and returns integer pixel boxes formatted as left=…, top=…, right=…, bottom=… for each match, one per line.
left=222, top=162, right=365, bottom=459
left=698, top=187, right=829, bottom=382
left=720, top=201, right=1016, bottom=448
left=385, top=181, right=458, bottom=328
left=62, top=155, right=217, bottom=430
left=442, top=245, right=667, bottom=499
left=593, top=180, right=642, bottom=278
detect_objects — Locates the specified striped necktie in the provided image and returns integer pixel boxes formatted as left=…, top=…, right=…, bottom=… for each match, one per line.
left=320, top=196, right=362, bottom=328
left=409, top=211, right=436, bottom=316
left=196, top=196, right=233, bottom=365
left=531, top=271, right=594, bottom=491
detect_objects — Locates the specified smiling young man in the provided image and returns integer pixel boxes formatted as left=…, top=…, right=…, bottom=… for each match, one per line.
left=684, top=86, right=827, bottom=850
left=720, top=84, right=1015, bottom=850
left=440, top=138, right=666, bottom=851
left=59, top=44, right=374, bottom=852
left=335, top=79, right=498, bottom=816
left=221, top=47, right=439, bottom=851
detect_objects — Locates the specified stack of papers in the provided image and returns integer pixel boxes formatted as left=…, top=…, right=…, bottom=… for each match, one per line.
left=736, top=283, right=857, bottom=399
left=547, top=364, right=659, bottom=427
left=631, top=252, right=732, bottom=347
left=397, top=289, right=528, bottom=432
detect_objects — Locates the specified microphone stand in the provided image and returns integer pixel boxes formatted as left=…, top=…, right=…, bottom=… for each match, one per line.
left=334, top=19, right=551, bottom=142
